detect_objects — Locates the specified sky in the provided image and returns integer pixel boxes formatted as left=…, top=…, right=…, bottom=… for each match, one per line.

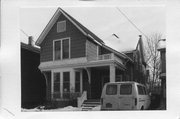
left=20, top=6, right=165, bottom=52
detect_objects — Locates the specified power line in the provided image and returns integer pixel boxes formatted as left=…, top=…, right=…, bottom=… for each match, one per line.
left=116, top=7, right=149, bottom=39
left=20, top=29, right=29, bottom=37
left=20, top=29, right=36, bottom=44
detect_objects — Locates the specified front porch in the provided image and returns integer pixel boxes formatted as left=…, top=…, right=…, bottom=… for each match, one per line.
left=83, top=65, right=125, bottom=99
left=40, top=53, right=132, bottom=107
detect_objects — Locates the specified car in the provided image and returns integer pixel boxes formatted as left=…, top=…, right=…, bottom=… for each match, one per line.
left=100, top=81, right=151, bottom=110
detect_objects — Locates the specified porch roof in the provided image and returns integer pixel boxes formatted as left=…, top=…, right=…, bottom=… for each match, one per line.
left=39, top=58, right=126, bottom=71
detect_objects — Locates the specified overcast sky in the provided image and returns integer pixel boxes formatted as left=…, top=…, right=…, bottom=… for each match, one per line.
left=20, top=6, right=165, bottom=52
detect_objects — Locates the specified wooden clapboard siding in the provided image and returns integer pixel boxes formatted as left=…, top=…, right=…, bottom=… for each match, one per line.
left=40, top=13, right=86, bottom=62
left=86, top=40, right=98, bottom=61
left=99, top=46, right=111, bottom=55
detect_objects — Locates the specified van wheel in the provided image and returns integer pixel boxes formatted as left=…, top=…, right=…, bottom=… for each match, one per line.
left=141, top=106, right=144, bottom=110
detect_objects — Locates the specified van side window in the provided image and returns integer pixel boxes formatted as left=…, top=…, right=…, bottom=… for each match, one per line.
left=137, top=85, right=144, bottom=95
left=106, top=84, right=117, bottom=95
left=143, top=87, right=147, bottom=95
left=120, top=84, right=132, bottom=95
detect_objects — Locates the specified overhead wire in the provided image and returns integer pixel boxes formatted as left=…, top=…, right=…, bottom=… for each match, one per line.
left=116, top=7, right=149, bottom=40
left=20, top=29, right=29, bottom=37
left=20, top=29, right=36, bottom=44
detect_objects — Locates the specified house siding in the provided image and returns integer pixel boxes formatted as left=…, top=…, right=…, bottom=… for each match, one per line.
left=99, top=46, right=111, bottom=55
left=161, top=50, right=166, bottom=73
left=40, top=13, right=86, bottom=62
left=86, top=40, right=98, bottom=61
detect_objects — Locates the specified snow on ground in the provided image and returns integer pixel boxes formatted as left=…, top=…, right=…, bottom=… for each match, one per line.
left=22, top=105, right=101, bottom=112
left=91, top=105, right=101, bottom=111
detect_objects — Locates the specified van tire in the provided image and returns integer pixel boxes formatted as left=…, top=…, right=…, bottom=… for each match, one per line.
left=141, top=106, right=144, bottom=110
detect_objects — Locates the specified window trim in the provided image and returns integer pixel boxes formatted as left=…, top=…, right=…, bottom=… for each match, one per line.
left=53, top=37, right=71, bottom=61
left=57, top=20, right=66, bottom=33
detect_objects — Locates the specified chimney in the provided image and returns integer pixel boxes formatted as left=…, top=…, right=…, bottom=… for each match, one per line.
left=28, top=36, right=33, bottom=46
left=139, top=35, right=142, bottom=40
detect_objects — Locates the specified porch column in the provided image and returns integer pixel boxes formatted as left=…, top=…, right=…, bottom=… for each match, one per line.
left=42, top=71, right=51, bottom=101
left=51, top=71, right=54, bottom=99
left=110, top=64, right=116, bottom=82
left=85, top=68, right=91, bottom=98
left=80, top=70, right=83, bottom=93
left=70, top=69, right=75, bottom=93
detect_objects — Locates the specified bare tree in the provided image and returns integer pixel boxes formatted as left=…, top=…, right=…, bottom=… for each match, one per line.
left=144, top=33, right=162, bottom=91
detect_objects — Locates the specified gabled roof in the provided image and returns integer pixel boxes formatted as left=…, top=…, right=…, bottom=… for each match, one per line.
left=35, top=7, right=134, bottom=63
left=35, top=7, right=104, bottom=46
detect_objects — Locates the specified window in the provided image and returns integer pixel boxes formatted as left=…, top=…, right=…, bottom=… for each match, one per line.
left=53, top=72, right=60, bottom=93
left=53, top=38, right=70, bottom=60
left=120, top=84, right=132, bottom=95
left=106, top=84, right=117, bottom=95
left=63, top=72, right=70, bottom=92
left=54, top=40, right=61, bottom=60
left=143, top=87, right=147, bottom=95
left=75, top=71, right=80, bottom=92
left=57, top=21, right=66, bottom=33
left=137, top=85, right=144, bottom=95
left=62, top=39, right=69, bottom=59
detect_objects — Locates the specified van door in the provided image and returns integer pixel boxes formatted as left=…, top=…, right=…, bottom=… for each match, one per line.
left=118, top=84, right=134, bottom=110
left=102, top=84, right=119, bottom=110
left=137, top=85, right=146, bottom=110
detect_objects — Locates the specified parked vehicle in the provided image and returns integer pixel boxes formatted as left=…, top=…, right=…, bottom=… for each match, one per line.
left=100, top=81, right=151, bottom=110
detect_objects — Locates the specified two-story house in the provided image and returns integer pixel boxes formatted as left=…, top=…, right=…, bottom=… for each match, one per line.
left=21, top=37, right=46, bottom=108
left=35, top=8, right=147, bottom=107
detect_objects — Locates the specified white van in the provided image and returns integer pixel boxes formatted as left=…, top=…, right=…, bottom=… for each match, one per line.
left=100, top=81, right=151, bottom=110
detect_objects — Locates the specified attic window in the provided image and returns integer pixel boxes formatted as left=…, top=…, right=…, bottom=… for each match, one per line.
left=57, top=21, right=66, bottom=33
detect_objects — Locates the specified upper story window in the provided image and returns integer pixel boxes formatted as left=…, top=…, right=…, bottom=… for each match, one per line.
left=53, top=38, right=70, bottom=60
left=57, top=21, right=66, bottom=33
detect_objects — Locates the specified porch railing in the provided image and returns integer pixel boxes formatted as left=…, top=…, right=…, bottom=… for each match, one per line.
left=77, top=91, right=87, bottom=107
left=98, top=54, right=112, bottom=60
left=96, top=53, right=123, bottom=65
left=52, top=92, right=81, bottom=100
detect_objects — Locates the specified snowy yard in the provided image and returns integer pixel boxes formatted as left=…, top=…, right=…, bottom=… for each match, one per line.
left=22, top=105, right=101, bottom=112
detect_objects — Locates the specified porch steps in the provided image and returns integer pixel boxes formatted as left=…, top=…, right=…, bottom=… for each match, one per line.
left=81, top=99, right=100, bottom=111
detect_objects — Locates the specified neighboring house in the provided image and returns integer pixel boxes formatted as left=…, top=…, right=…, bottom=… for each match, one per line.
left=158, top=40, right=166, bottom=109
left=122, top=35, right=148, bottom=85
left=35, top=8, right=147, bottom=107
left=21, top=37, right=46, bottom=108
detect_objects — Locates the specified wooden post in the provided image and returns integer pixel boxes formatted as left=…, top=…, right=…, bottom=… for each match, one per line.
left=110, top=64, right=116, bottom=82
left=85, top=68, right=91, bottom=98
left=70, top=69, right=75, bottom=93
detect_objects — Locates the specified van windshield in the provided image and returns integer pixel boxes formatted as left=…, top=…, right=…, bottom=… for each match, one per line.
left=120, top=84, right=132, bottom=95
left=106, top=84, right=117, bottom=95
